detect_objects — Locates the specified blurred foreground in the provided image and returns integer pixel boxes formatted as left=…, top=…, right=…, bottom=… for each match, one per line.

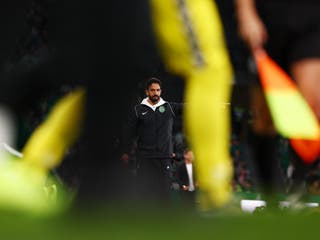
left=1, top=204, right=320, bottom=240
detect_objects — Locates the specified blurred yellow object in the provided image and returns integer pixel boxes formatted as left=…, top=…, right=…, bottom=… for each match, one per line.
left=0, top=88, right=85, bottom=215
left=185, top=69, right=233, bottom=210
left=22, top=88, right=85, bottom=170
left=150, top=0, right=233, bottom=209
left=0, top=160, right=51, bottom=214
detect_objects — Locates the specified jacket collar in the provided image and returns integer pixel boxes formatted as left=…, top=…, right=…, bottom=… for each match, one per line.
left=141, top=97, right=166, bottom=111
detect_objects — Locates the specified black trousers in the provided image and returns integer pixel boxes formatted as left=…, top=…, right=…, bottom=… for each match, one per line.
left=135, top=155, right=176, bottom=202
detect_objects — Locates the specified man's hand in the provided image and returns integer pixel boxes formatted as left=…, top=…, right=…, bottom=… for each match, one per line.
left=235, top=0, right=268, bottom=51
left=182, top=185, right=189, bottom=191
left=120, top=153, right=130, bottom=165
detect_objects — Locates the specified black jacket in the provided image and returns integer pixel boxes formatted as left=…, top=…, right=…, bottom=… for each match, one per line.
left=123, top=98, right=183, bottom=158
left=177, top=163, right=196, bottom=187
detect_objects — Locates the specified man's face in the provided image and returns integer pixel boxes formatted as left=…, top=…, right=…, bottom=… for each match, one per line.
left=184, top=150, right=194, bottom=164
left=146, top=83, right=161, bottom=103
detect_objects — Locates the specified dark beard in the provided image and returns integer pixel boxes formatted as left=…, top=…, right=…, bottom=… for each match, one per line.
left=149, top=96, right=159, bottom=103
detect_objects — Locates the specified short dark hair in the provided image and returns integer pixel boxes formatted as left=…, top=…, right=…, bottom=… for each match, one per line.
left=183, top=148, right=192, bottom=155
left=146, top=77, right=162, bottom=90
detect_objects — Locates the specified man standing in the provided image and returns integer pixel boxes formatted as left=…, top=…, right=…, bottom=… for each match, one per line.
left=121, top=77, right=183, bottom=202
left=177, top=149, right=198, bottom=207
